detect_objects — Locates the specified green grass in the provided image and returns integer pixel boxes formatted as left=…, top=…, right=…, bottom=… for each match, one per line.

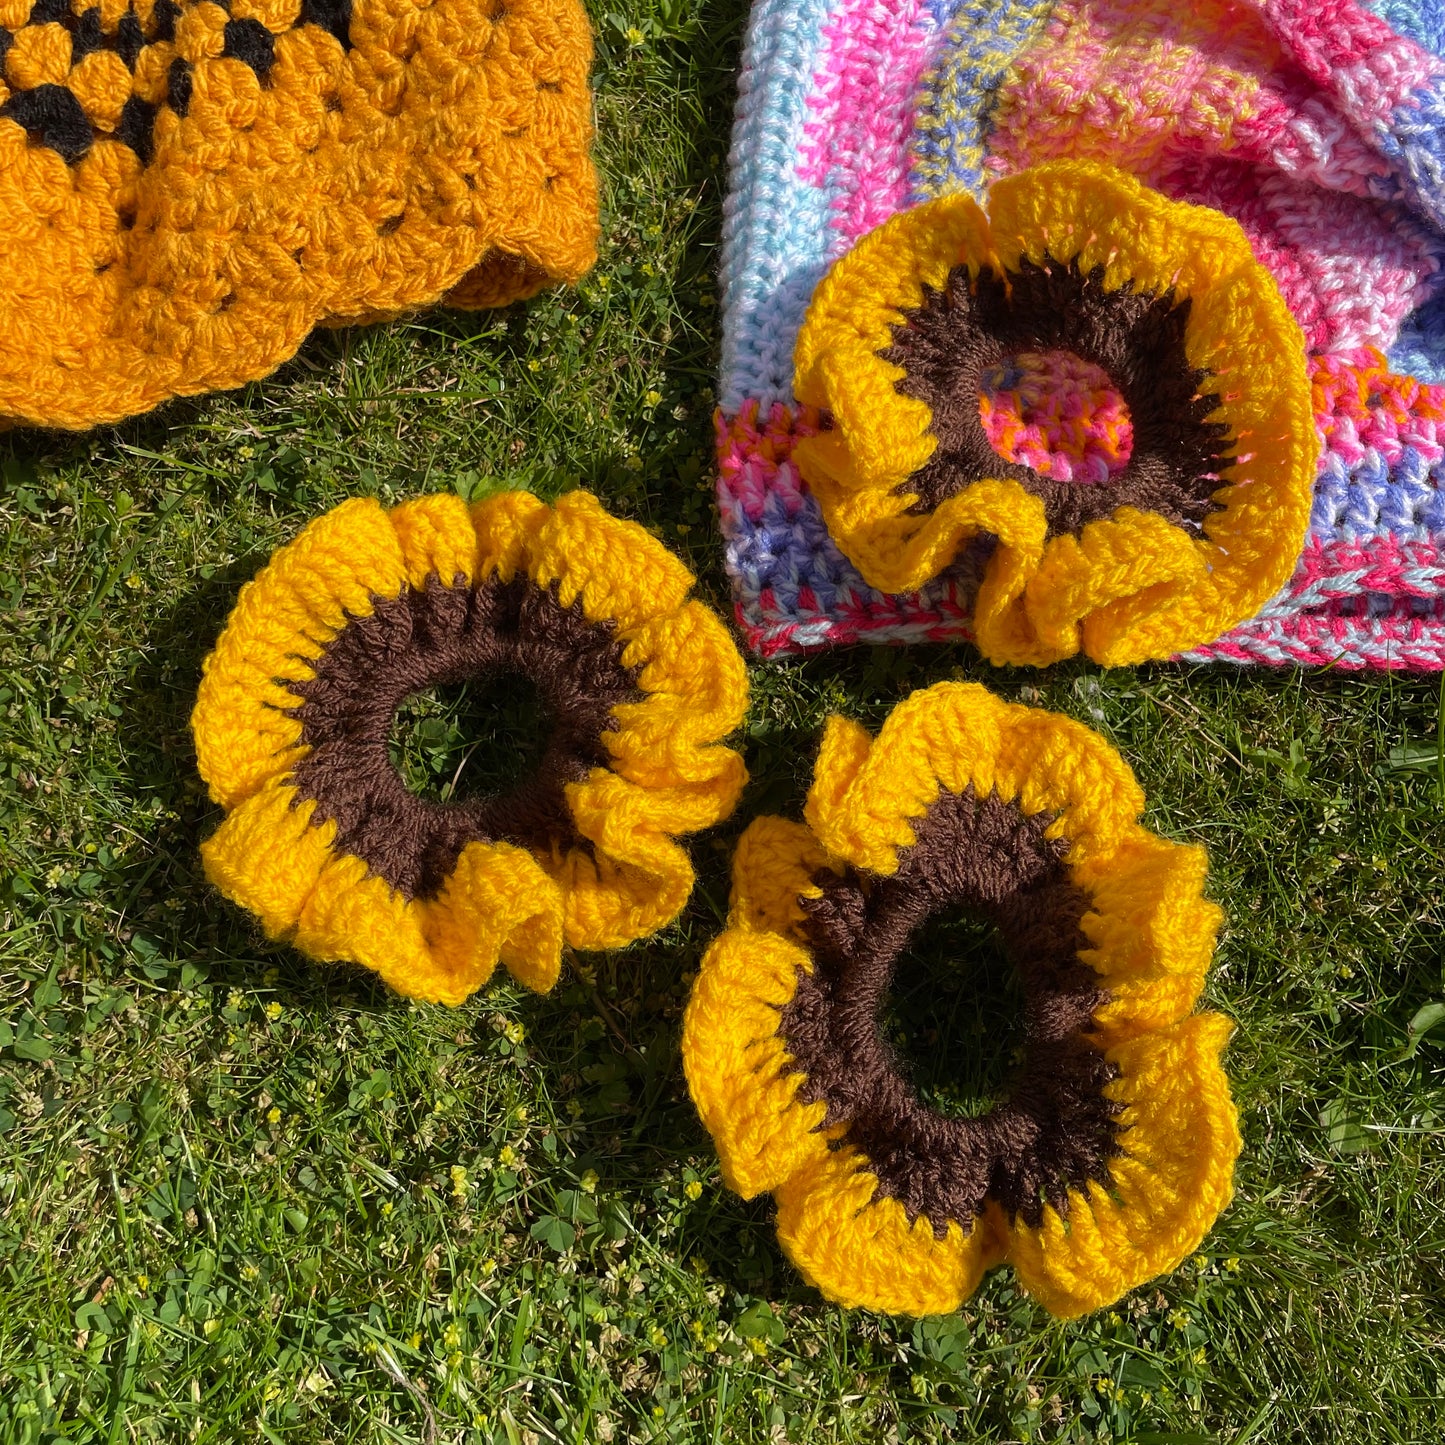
left=2, top=3, right=1445, bottom=1440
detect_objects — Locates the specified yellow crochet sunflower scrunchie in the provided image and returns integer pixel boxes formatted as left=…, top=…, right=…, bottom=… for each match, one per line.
left=192, top=489, right=749, bottom=1005
left=683, top=681, right=1241, bottom=1319
left=792, top=161, right=1318, bottom=668
left=0, top=0, right=599, bottom=430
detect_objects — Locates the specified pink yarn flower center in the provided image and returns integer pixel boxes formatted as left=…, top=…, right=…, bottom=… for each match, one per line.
left=978, top=350, right=1134, bottom=483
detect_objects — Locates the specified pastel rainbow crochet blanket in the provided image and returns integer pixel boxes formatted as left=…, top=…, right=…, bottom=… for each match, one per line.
left=716, top=0, right=1445, bottom=668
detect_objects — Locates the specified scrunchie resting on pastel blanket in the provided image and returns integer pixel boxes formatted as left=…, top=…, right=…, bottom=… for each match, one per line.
left=192, top=490, right=749, bottom=1005
left=714, top=0, right=1445, bottom=668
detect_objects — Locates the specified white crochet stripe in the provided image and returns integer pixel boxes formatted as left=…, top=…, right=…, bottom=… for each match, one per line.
left=717, top=0, right=836, bottom=414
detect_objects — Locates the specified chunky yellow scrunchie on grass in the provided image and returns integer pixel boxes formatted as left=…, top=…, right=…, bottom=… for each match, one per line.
left=792, top=162, right=1318, bottom=668
left=192, top=489, right=749, bottom=1005
left=0, top=0, right=599, bottom=430
left=683, top=681, right=1240, bottom=1319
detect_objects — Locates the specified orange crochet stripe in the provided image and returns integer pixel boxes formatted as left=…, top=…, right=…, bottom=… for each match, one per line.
left=0, top=0, right=598, bottom=429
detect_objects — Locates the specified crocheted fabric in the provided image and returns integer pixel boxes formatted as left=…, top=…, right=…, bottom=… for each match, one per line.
left=0, top=0, right=599, bottom=430
left=192, top=489, right=749, bottom=1005
left=717, top=0, right=1445, bottom=669
left=790, top=163, right=1317, bottom=666
left=683, top=682, right=1240, bottom=1318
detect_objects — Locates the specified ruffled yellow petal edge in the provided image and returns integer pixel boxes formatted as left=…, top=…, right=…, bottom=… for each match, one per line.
left=776, top=1147, right=1004, bottom=1317
left=684, top=682, right=1234, bottom=1316
left=192, top=490, right=749, bottom=1002
left=527, top=491, right=751, bottom=949
left=1003, top=1014, right=1242, bottom=1319
left=794, top=192, right=997, bottom=493
left=681, top=816, right=836, bottom=1198
left=190, top=497, right=412, bottom=812
left=769, top=1013, right=1240, bottom=1319
left=200, top=781, right=566, bottom=1007
left=803, top=680, right=1221, bottom=1030
left=803, top=680, right=1145, bottom=876
left=791, top=161, right=1317, bottom=667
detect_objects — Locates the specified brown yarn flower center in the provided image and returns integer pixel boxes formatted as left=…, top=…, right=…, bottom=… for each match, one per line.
left=882, top=255, right=1232, bottom=538
left=286, top=574, right=641, bottom=901
left=778, top=787, right=1123, bottom=1236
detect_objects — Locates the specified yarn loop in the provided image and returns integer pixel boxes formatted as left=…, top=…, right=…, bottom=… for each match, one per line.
left=192, top=489, right=750, bottom=1004
left=683, top=682, right=1241, bottom=1318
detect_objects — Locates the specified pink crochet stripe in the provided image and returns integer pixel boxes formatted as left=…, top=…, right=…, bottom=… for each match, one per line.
left=979, top=350, right=1135, bottom=482
left=744, top=603, right=1445, bottom=668
left=1176, top=533, right=1445, bottom=667
left=716, top=402, right=820, bottom=525
left=1258, top=0, right=1443, bottom=121
left=1313, top=348, right=1445, bottom=461
left=1202, top=604, right=1445, bottom=667
left=745, top=603, right=976, bottom=659
left=1290, top=533, right=1445, bottom=602
left=798, top=0, right=935, bottom=250
left=1168, top=161, right=1438, bottom=353
left=1193, top=620, right=1445, bottom=668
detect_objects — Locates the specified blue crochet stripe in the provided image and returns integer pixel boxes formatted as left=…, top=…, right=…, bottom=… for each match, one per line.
left=1365, top=0, right=1445, bottom=56
left=1389, top=285, right=1445, bottom=380
left=909, top=0, right=1054, bottom=203
left=720, top=478, right=988, bottom=620
left=721, top=485, right=875, bottom=619
left=1374, top=77, right=1445, bottom=229
left=717, top=0, right=836, bottom=415
left=1313, top=439, right=1445, bottom=537
left=1372, top=70, right=1445, bottom=378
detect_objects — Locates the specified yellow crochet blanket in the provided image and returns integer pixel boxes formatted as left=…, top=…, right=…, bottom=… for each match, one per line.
left=0, top=0, right=598, bottom=429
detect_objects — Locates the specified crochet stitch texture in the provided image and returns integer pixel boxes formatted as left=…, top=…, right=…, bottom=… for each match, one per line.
left=716, top=0, right=1445, bottom=668
left=790, top=163, right=1317, bottom=666
left=192, top=489, right=749, bottom=1005
left=683, top=682, right=1240, bottom=1318
left=0, top=0, right=599, bottom=430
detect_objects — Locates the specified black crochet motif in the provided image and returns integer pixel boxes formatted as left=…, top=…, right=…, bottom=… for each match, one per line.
left=0, top=0, right=355, bottom=166
left=1, top=82, right=91, bottom=164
